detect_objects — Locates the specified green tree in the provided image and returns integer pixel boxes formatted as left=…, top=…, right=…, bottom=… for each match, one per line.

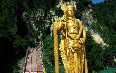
left=0, top=0, right=59, bottom=72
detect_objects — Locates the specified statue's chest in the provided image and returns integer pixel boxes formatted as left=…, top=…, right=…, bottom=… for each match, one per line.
left=66, top=20, right=79, bottom=33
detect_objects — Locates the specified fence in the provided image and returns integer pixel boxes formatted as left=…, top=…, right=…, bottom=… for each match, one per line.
left=97, top=66, right=116, bottom=73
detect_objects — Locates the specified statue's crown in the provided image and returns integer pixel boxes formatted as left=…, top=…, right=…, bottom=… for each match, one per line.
left=66, top=2, right=73, bottom=10
left=61, top=2, right=73, bottom=11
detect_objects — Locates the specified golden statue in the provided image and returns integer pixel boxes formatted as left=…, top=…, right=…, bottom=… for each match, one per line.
left=53, top=2, right=88, bottom=73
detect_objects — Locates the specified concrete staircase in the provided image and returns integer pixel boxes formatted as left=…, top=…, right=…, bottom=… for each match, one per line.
left=24, top=46, right=43, bottom=73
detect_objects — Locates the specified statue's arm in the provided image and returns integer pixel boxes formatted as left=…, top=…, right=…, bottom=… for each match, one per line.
left=57, top=21, right=64, bottom=33
left=75, top=19, right=86, bottom=43
left=82, top=27, right=86, bottom=41
left=83, top=27, right=86, bottom=39
left=53, top=17, right=65, bottom=33
left=79, top=26, right=86, bottom=43
left=78, top=19, right=83, bottom=38
left=67, top=33, right=75, bottom=40
left=74, top=19, right=83, bottom=40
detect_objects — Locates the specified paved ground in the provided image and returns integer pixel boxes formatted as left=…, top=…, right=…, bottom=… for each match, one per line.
left=25, top=46, right=43, bottom=73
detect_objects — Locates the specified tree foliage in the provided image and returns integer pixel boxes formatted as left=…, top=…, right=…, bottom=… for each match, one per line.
left=87, top=0, right=116, bottom=72
left=1, top=0, right=116, bottom=72
left=0, top=0, right=59, bottom=72
left=42, top=35, right=54, bottom=67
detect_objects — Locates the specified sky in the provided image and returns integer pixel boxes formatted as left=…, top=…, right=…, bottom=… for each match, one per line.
left=91, top=0, right=105, bottom=4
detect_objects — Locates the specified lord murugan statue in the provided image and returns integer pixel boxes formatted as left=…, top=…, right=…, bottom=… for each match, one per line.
left=53, top=2, right=88, bottom=73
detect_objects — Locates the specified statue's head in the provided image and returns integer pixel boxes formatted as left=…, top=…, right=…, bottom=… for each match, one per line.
left=61, top=2, right=74, bottom=17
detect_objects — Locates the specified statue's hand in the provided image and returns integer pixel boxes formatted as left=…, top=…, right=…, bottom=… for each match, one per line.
left=60, top=17, right=66, bottom=26
left=79, top=38, right=85, bottom=43
left=61, top=16, right=66, bottom=21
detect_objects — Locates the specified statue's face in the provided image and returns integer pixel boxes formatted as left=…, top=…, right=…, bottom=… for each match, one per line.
left=66, top=10, right=74, bottom=17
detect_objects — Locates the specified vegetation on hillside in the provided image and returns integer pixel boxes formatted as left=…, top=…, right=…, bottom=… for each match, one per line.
left=0, top=0, right=116, bottom=72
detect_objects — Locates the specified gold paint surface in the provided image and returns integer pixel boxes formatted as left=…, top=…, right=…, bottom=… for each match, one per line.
left=53, top=2, right=88, bottom=73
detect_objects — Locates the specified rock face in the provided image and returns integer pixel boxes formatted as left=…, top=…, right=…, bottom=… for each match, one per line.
left=82, top=8, right=108, bottom=47
left=25, top=46, right=43, bottom=73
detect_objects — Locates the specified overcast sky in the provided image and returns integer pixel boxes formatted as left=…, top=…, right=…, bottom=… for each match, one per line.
left=91, top=0, right=105, bottom=4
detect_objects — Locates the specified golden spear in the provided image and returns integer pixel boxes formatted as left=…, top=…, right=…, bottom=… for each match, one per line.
left=53, top=23, right=59, bottom=73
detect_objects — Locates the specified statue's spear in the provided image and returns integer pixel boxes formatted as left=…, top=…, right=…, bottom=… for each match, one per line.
left=53, top=23, right=59, bottom=73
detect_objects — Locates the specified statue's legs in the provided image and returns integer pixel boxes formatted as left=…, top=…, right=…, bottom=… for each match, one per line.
left=74, top=51, right=82, bottom=73
left=80, top=48, right=88, bottom=73
left=80, top=54, right=84, bottom=73
left=74, top=49, right=87, bottom=73
left=67, top=49, right=73, bottom=73
left=59, top=39, right=68, bottom=73
left=60, top=38, right=88, bottom=73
